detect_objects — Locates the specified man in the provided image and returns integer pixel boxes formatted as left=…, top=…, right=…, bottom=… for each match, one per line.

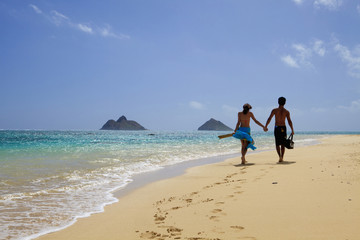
left=265, top=97, right=294, bottom=163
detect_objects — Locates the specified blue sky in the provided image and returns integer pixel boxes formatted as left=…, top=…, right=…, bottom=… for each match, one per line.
left=1, top=0, right=360, bottom=131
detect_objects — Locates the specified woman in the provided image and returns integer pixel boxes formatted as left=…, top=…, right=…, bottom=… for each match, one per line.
left=233, top=103, right=267, bottom=164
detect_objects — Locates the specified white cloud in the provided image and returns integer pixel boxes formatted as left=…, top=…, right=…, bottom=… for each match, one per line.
left=77, top=24, right=93, bottom=34
left=29, top=4, right=42, bottom=14
left=189, top=101, right=205, bottom=110
left=50, top=10, right=70, bottom=26
left=281, top=55, right=300, bottom=68
left=292, top=0, right=343, bottom=10
left=293, top=43, right=313, bottom=67
left=293, top=44, right=310, bottom=56
left=281, top=39, right=326, bottom=68
left=292, top=0, right=305, bottom=5
left=314, top=0, right=343, bottom=10
left=30, top=5, right=128, bottom=40
left=313, top=40, right=326, bottom=56
left=334, top=43, right=360, bottom=79
left=99, top=25, right=130, bottom=40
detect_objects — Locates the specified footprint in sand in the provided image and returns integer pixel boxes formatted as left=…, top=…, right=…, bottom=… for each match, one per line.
left=171, top=206, right=182, bottom=210
left=166, top=226, right=183, bottom=237
left=154, top=215, right=166, bottom=224
left=211, top=209, right=222, bottom=213
left=215, top=182, right=225, bottom=185
left=140, top=231, right=161, bottom=239
left=230, top=225, right=245, bottom=231
left=226, top=173, right=238, bottom=178
left=236, top=179, right=246, bottom=182
left=154, top=214, right=166, bottom=222
left=184, top=198, right=193, bottom=203
left=212, top=208, right=227, bottom=217
left=167, top=197, right=176, bottom=202
left=209, top=215, right=220, bottom=222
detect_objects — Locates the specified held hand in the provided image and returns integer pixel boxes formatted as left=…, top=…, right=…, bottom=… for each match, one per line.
left=263, top=126, right=268, bottom=132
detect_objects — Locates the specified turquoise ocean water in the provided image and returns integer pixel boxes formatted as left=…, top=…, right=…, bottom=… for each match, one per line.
left=0, top=130, right=355, bottom=240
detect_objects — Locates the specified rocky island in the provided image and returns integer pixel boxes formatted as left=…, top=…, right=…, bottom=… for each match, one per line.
left=100, top=116, right=146, bottom=130
left=198, top=118, right=232, bottom=131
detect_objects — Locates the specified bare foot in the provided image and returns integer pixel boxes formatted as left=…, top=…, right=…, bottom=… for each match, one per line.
left=278, top=157, right=283, bottom=163
left=241, top=157, right=247, bottom=165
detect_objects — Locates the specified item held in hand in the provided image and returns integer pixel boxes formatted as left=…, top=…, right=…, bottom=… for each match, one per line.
left=285, top=133, right=294, bottom=149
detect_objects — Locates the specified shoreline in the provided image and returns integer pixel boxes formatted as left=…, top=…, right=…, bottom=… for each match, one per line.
left=27, top=152, right=245, bottom=240
left=36, top=135, right=360, bottom=240
left=113, top=152, right=242, bottom=198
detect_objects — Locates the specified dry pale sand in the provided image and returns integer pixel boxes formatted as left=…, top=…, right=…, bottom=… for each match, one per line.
left=37, top=135, right=360, bottom=240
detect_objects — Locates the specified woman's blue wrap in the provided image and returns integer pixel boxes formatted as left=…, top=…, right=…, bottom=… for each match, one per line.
left=233, top=127, right=256, bottom=150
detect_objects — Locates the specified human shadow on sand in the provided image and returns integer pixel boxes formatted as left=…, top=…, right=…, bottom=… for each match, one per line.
left=234, top=163, right=255, bottom=167
left=276, top=161, right=296, bottom=165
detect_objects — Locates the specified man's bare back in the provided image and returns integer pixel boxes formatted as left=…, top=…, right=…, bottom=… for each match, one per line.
left=272, top=107, right=289, bottom=126
left=266, top=106, right=294, bottom=134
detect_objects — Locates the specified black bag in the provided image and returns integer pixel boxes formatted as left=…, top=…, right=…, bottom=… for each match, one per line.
left=285, top=134, right=294, bottom=149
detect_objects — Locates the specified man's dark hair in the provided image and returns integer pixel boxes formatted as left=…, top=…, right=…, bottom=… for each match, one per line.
left=278, top=97, right=286, bottom=106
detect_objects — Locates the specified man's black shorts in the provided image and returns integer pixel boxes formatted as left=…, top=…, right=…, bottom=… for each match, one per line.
left=274, top=126, right=287, bottom=146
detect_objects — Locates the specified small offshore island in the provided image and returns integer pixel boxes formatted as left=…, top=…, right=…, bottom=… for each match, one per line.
left=198, top=118, right=232, bottom=131
left=100, top=116, right=232, bottom=131
left=100, top=116, right=146, bottom=130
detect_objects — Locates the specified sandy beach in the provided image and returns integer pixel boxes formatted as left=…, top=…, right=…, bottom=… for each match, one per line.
left=36, top=135, right=360, bottom=240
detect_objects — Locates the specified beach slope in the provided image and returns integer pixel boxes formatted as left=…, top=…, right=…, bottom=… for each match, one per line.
left=37, top=135, right=360, bottom=240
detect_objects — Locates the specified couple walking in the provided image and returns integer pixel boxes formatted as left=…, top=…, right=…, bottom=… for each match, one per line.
left=233, top=97, right=294, bottom=164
